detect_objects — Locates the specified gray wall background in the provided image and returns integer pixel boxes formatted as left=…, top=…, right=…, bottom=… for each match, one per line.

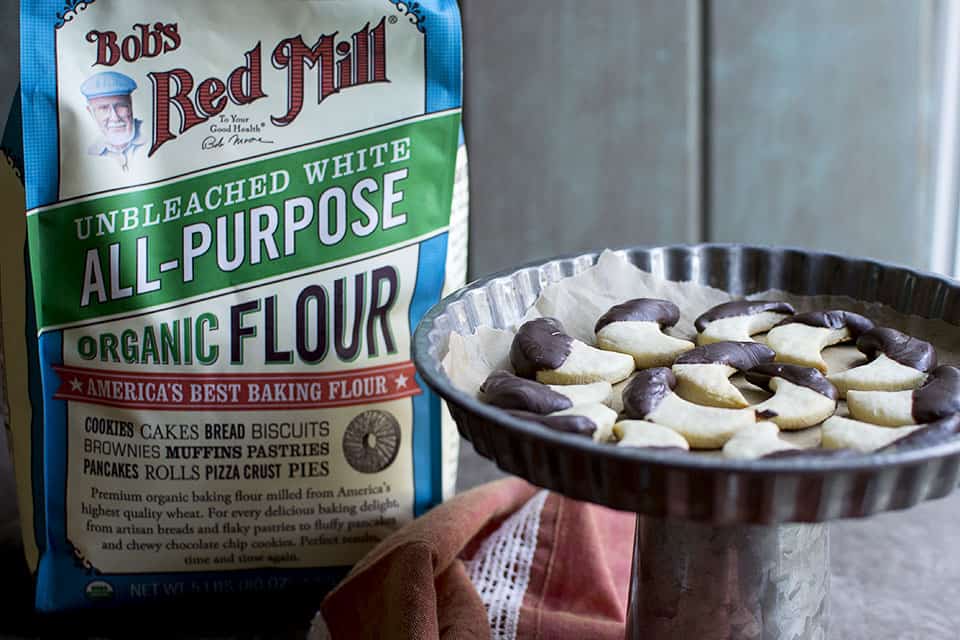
left=462, top=0, right=957, bottom=278
left=0, top=0, right=17, bottom=122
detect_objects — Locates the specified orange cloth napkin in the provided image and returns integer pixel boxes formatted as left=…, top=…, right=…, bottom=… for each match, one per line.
left=317, top=478, right=635, bottom=639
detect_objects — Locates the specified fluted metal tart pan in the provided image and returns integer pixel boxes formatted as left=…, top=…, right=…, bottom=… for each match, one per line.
left=413, top=244, right=960, bottom=525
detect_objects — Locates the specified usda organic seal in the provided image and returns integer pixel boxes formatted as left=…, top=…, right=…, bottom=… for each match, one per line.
left=85, top=580, right=114, bottom=601
left=343, top=410, right=401, bottom=473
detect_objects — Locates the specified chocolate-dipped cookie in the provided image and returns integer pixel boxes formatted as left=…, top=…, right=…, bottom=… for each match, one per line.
left=672, top=341, right=776, bottom=408
left=594, top=298, right=695, bottom=368
left=877, top=414, right=960, bottom=451
left=694, top=300, right=795, bottom=345
left=846, top=365, right=960, bottom=426
left=508, top=402, right=618, bottom=442
left=745, top=363, right=839, bottom=430
left=827, top=327, right=937, bottom=396
left=622, top=367, right=757, bottom=449
left=766, top=310, right=875, bottom=373
left=507, top=409, right=598, bottom=438
left=480, top=370, right=612, bottom=414
left=510, top=318, right=634, bottom=385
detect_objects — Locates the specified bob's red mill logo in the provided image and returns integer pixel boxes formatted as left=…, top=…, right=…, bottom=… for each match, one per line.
left=84, top=21, right=389, bottom=156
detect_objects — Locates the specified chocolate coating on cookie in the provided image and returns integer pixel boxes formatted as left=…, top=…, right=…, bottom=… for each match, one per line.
left=509, top=318, right=574, bottom=379
left=622, top=367, right=677, bottom=419
left=594, top=298, right=680, bottom=333
left=856, top=327, right=937, bottom=372
left=745, top=363, right=839, bottom=401
left=694, top=300, right=795, bottom=332
left=675, top=341, right=776, bottom=370
left=878, top=414, right=960, bottom=452
left=777, top=310, right=875, bottom=338
left=912, top=365, right=960, bottom=423
left=481, top=370, right=573, bottom=414
left=507, top=409, right=596, bottom=437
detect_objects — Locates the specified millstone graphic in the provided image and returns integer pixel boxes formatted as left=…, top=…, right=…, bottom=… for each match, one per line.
left=342, top=410, right=401, bottom=473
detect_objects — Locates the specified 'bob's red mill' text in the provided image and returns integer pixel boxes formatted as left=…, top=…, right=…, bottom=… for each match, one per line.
left=84, top=20, right=389, bottom=156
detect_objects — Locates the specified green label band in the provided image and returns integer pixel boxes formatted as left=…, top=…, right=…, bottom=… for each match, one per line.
left=29, top=112, right=460, bottom=331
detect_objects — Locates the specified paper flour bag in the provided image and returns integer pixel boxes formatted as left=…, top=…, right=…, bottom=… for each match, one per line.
left=6, top=0, right=467, bottom=611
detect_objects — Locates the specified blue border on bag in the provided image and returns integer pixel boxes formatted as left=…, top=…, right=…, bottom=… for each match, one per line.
left=399, top=0, right=462, bottom=517
left=408, top=232, right=449, bottom=516
left=20, top=0, right=67, bottom=210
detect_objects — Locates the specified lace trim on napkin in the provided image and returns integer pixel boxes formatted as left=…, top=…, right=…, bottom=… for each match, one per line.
left=307, top=489, right=549, bottom=640
left=466, top=490, right=549, bottom=640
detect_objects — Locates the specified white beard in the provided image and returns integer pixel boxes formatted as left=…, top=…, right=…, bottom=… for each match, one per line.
left=104, top=122, right=135, bottom=149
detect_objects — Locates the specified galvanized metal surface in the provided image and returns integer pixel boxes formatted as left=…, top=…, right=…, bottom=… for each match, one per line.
left=627, top=518, right=829, bottom=640
left=413, top=244, right=960, bottom=524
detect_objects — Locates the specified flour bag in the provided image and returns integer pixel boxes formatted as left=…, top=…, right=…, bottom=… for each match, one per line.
left=5, top=0, right=467, bottom=611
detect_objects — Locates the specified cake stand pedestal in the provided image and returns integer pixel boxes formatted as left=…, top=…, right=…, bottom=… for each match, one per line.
left=627, top=517, right=828, bottom=639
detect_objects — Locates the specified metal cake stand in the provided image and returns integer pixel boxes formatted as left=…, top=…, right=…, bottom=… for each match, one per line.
left=412, top=244, right=960, bottom=640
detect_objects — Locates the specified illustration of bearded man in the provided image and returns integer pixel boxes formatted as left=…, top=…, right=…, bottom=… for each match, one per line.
left=81, top=71, right=146, bottom=171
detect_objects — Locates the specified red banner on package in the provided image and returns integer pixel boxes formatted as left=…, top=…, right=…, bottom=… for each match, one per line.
left=52, top=362, right=422, bottom=411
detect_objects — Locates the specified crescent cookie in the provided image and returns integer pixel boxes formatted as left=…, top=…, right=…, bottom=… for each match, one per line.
left=672, top=341, right=775, bottom=408
left=510, top=317, right=635, bottom=385
left=722, top=422, right=798, bottom=460
left=594, top=298, right=695, bottom=368
left=745, top=363, right=839, bottom=430
left=765, top=310, right=874, bottom=373
left=827, top=327, right=936, bottom=396
left=480, top=370, right=612, bottom=414
left=876, top=414, right=960, bottom=452
left=821, top=416, right=923, bottom=452
left=694, top=300, right=795, bottom=345
left=621, top=367, right=757, bottom=449
left=613, top=420, right=690, bottom=450
left=846, top=365, right=960, bottom=426
left=508, top=402, right=618, bottom=443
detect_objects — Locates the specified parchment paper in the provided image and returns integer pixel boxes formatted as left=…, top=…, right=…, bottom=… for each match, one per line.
left=443, top=251, right=730, bottom=396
